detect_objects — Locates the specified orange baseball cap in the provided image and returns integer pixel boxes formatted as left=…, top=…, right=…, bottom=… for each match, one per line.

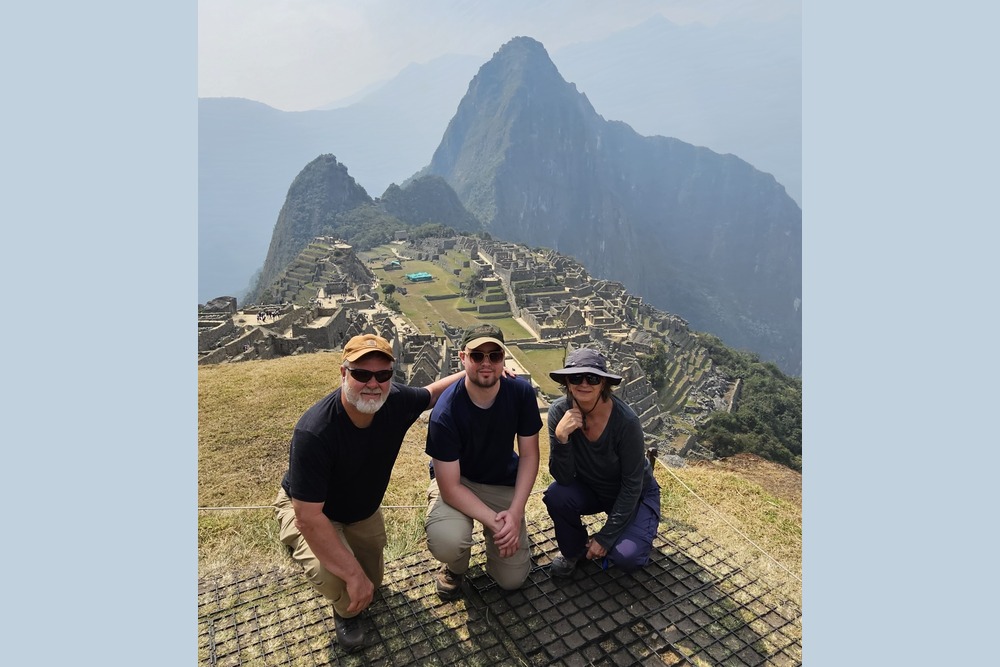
left=342, top=334, right=395, bottom=363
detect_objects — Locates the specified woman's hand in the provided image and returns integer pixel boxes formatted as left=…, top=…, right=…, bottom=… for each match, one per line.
left=585, top=537, right=607, bottom=561
left=554, top=404, right=584, bottom=443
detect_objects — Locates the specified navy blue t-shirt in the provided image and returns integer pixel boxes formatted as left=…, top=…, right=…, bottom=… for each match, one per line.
left=280, top=383, right=430, bottom=523
left=425, top=377, right=542, bottom=486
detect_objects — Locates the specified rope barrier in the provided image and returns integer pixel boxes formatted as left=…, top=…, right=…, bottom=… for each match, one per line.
left=198, top=466, right=800, bottom=582
left=197, top=489, right=548, bottom=512
left=650, top=455, right=802, bottom=583
left=199, top=505, right=275, bottom=511
left=197, top=505, right=430, bottom=511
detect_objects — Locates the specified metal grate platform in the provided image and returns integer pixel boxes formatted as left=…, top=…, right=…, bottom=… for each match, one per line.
left=199, top=519, right=801, bottom=666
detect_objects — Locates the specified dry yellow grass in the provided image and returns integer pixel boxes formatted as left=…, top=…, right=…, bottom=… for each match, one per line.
left=198, top=351, right=801, bottom=607
left=198, top=351, right=344, bottom=507
left=656, top=458, right=802, bottom=606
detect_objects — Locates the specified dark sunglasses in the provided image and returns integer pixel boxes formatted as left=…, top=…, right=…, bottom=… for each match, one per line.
left=467, top=350, right=505, bottom=364
left=566, top=373, right=603, bottom=386
left=346, top=367, right=394, bottom=383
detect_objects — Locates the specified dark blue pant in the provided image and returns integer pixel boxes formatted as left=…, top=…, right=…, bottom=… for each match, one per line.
left=543, top=478, right=661, bottom=572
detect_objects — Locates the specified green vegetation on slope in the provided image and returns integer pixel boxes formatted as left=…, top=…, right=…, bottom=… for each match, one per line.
left=638, top=338, right=670, bottom=390
left=695, top=334, right=803, bottom=470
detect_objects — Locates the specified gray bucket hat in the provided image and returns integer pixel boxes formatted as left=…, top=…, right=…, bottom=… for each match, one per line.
left=548, top=348, right=622, bottom=386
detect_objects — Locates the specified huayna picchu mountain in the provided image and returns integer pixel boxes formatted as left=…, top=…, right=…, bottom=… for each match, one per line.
left=250, top=155, right=372, bottom=303
left=419, top=37, right=802, bottom=375
left=248, top=157, right=481, bottom=303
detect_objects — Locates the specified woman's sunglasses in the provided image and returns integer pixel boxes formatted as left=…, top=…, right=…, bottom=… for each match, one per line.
left=346, top=367, right=394, bottom=383
left=467, top=350, right=505, bottom=364
left=566, top=373, right=603, bottom=386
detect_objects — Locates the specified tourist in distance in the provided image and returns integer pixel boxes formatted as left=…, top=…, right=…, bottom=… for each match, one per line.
left=544, top=348, right=661, bottom=578
left=273, top=334, right=466, bottom=652
left=424, top=323, right=542, bottom=600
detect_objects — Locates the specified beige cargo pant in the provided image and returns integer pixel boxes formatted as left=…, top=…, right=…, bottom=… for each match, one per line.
left=274, top=488, right=386, bottom=618
left=425, top=477, right=531, bottom=590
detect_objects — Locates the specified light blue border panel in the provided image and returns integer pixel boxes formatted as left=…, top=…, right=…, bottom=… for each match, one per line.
left=805, top=1, right=998, bottom=663
left=4, top=1, right=196, bottom=664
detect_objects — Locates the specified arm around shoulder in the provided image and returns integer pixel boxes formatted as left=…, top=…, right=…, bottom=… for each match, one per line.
left=424, top=370, right=465, bottom=409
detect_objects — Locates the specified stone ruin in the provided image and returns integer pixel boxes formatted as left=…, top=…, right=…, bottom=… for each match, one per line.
left=197, top=236, right=739, bottom=455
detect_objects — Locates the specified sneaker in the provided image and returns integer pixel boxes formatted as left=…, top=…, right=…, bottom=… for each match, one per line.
left=549, top=555, right=582, bottom=578
left=333, top=612, right=364, bottom=652
left=436, top=566, right=465, bottom=600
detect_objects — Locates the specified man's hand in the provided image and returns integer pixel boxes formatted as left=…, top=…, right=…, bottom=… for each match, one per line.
left=292, top=498, right=375, bottom=614
left=493, top=508, right=524, bottom=558
left=344, top=571, right=375, bottom=614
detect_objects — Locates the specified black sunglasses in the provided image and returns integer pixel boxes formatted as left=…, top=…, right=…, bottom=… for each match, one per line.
left=566, top=373, right=603, bottom=386
left=346, top=367, right=394, bottom=383
left=467, top=350, right=505, bottom=364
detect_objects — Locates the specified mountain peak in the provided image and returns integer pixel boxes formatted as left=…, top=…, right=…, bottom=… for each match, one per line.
left=424, top=37, right=801, bottom=373
left=426, top=36, right=595, bottom=226
left=483, top=35, right=563, bottom=85
left=495, top=35, right=547, bottom=55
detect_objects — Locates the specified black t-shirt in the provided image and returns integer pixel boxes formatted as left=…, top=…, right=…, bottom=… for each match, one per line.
left=280, top=383, right=430, bottom=523
left=425, top=377, right=542, bottom=486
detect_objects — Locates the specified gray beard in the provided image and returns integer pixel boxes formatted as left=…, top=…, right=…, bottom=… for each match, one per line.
left=344, top=382, right=388, bottom=414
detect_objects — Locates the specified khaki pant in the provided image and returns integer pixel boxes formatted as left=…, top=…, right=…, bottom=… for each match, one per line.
left=273, top=488, right=386, bottom=617
left=424, top=478, right=531, bottom=590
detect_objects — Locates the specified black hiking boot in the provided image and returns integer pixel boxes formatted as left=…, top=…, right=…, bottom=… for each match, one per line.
left=436, top=566, right=465, bottom=600
left=333, top=611, right=364, bottom=652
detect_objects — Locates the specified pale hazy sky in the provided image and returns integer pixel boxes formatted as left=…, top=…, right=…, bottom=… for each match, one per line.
left=199, top=0, right=800, bottom=111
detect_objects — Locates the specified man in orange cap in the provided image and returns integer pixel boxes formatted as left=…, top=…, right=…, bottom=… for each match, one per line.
left=274, top=333, right=465, bottom=652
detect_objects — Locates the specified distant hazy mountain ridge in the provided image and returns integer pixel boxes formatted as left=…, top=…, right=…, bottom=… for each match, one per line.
left=207, top=31, right=801, bottom=374
left=422, top=37, right=801, bottom=374
left=200, top=17, right=799, bottom=310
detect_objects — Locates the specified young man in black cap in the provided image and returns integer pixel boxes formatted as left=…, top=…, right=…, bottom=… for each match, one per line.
left=424, top=323, right=542, bottom=600
left=274, top=333, right=465, bottom=652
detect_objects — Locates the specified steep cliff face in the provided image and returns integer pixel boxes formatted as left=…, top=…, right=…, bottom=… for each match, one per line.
left=424, top=37, right=801, bottom=374
left=249, top=155, right=372, bottom=303
left=249, top=158, right=482, bottom=304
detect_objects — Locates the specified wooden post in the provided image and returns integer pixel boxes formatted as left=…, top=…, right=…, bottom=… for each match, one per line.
left=646, top=446, right=658, bottom=468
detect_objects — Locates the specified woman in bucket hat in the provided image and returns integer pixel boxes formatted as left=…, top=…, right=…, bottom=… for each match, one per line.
left=543, top=348, right=661, bottom=577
